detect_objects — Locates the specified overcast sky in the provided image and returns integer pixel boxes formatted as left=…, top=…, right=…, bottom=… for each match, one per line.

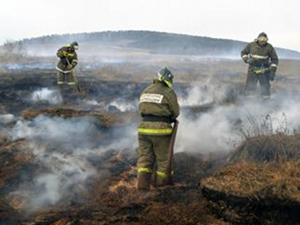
left=1, top=0, right=300, bottom=51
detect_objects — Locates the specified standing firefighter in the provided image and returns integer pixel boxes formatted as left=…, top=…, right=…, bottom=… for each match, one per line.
left=241, top=32, right=279, bottom=99
left=56, top=42, right=79, bottom=92
left=137, top=67, right=180, bottom=191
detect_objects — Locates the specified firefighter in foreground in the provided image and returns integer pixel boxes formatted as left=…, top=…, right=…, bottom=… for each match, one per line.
left=241, top=32, right=279, bottom=99
left=137, top=67, right=180, bottom=191
left=56, top=42, right=79, bottom=92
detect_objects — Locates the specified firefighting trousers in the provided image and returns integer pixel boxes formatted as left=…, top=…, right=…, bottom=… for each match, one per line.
left=57, top=71, right=76, bottom=86
left=245, top=70, right=270, bottom=98
left=137, top=134, right=171, bottom=181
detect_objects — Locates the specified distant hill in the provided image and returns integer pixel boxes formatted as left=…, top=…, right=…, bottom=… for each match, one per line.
left=21, top=30, right=300, bottom=59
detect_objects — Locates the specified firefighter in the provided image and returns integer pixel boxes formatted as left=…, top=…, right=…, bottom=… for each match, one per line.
left=137, top=67, right=180, bottom=191
left=56, top=42, right=79, bottom=92
left=241, top=32, right=279, bottom=99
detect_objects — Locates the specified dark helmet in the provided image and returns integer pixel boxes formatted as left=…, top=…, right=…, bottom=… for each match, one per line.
left=158, top=67, right=174, bottom=88
left=258, top=32, right=268, bottom=38
left=69, top=41, right=79, bottom=50
left=257, top=32, right=268, bottom=42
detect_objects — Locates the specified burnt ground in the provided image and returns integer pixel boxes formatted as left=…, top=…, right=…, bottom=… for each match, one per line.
left=0, top=70, right=229, bottom=225
left=1, top=69, right=300, bottom=225
left=0, top=69, right=146, bottom=115
left=0, top=140, right=226, bottom=225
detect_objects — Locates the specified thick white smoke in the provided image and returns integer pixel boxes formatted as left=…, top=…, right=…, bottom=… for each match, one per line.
left=30, top=88, right=63, bottom=105
left=28, top=144, right=96, bottom=208
left=84, top=98, right=138, bottom=112
left=0, top=114, right=15, bottom=124
left=11, top=116, right=100, bottom=149
left=176, top=85, right=300, bottom=154
left=179, top=84, right=233, bottom=106
left=107, top=99, right=138, bottom=112
left=176, top=105, right=236, bottom=153
left=9, top=115, right=137, bottom=210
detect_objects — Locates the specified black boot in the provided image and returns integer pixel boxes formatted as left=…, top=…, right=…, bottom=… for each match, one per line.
left=137, top=172, right=151, bottom=191
left=156, top=175, right=173, bottom=187
left=156, top=177, right=167, bottom=187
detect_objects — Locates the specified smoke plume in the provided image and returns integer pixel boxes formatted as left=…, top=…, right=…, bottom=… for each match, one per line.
left=176, top=85, right=300, bottom=154
left=30, top=88, right=63, bottom=105
left=9, top=115, right=137, bottom=210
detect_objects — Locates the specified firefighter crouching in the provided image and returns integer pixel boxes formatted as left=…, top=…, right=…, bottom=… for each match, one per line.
left=56, top=42, right=79, bottom=92
left=137, top=67, right=180, bottom=191
left=241, top=32, right=279, bottom=99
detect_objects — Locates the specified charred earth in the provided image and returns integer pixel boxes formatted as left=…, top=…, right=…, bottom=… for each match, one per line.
left=0, top=70, right=228, bottom=225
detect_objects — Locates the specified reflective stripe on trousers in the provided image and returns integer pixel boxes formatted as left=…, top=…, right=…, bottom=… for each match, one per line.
left=156, top=171, right=167, bottom=179
left=138, top=167, right=168, bottom=179
left=138, top=128, right=173, bottom=135
left=253, top=68, right=270, bottom=74
left=137, top=167, right=152, bottom=174
left=67, top=82, right=76, bottom=85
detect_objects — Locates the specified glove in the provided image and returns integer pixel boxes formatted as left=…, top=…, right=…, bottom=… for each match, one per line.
left=269, top=70, right=276, bottom=81
left=170, top=117, right=177, bottom=123
left=242, top=56, right=248, bottom=64
left=67, top=64, right=73, bottom=70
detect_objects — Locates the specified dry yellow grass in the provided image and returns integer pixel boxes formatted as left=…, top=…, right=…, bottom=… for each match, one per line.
left=202, top=161, right=300, bottom=201
left=228, top=133, right=300, bottom=163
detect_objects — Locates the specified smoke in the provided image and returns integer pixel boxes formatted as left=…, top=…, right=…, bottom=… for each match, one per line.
left=99, top=125, right=137, bottom=151
left=107, top=99, right=138, bottom=112
left=9, top=115, right=137, bottom=210
left=177, top=105, right=237, bottom=153
left=30, top=88, right=63, bottom=105
left=11, top=116, right=98, bottom=147
left=176, top=86, right=300, bottom=154
left=84, top=98, right=138, bottom=112
left=0, top=114, right=15, bottom=124
left=85, top=99, right=104, bottom=106
left=28, top=145, right=96, bottom=208
left=268, top=95, right=300, bottom=131
left=179, top=84, right=235, bottom=106
left=0, top=62, right=54, bottom=70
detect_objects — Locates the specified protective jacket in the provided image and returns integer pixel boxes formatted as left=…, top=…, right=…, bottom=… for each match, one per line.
left=56, top=46, right=78, bottom=73
left=241, top=41, right=278, bottom=73
left=138, top=80, right=179, bottom=135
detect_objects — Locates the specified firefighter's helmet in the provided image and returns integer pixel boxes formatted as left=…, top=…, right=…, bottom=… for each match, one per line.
left=69, top=41, right=79, bottom=50
left=257, top=32, right=268, bottom=42
left=158, top=67, right=174, bottom=88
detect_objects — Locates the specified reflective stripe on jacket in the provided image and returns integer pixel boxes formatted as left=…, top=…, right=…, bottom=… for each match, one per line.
left=241, top=41, right=278, bottom=70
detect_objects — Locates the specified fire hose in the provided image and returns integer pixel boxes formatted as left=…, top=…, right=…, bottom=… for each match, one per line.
left=166, top=120, right=179, bottom=185
left=66, top=57, right=81, bottom=93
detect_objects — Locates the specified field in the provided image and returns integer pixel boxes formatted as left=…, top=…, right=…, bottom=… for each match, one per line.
left=1, top=54, right=300, bottom=225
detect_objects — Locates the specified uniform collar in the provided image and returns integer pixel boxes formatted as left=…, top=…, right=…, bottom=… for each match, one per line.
left=153, top=79, right=162, bottom=84
left=153, top=79, right=170, bottom=87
